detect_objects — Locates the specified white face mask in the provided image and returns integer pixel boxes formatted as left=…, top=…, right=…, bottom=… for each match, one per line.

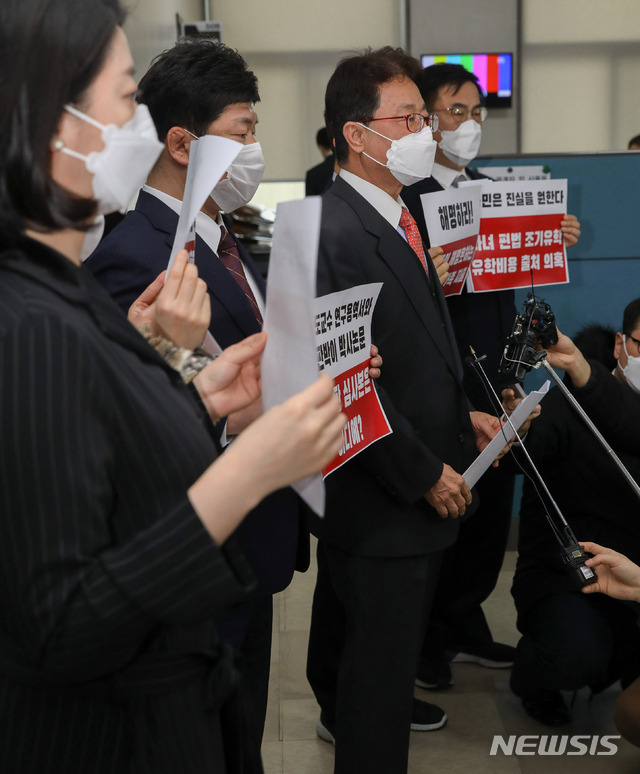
left=210, top=142, right=265, bottom=212
left=358, top=124, right=437, bottom=187
left=622, top=335, right=640, bottom=394
left=58, top=103, right=163, bottom=215
left=438, top=119, right=482, bottom=167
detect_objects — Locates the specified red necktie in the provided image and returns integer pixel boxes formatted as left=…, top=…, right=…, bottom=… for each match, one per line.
left=217, top=228, right=263, bottom=326
left=399, top=207, right=429, bottom=277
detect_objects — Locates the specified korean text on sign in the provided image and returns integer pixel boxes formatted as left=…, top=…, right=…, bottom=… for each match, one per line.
left=313, top=283, right=392, bottom=476
left=420, top=184, right=482, bottom=296
left=460, top=178, right=569, bottom=293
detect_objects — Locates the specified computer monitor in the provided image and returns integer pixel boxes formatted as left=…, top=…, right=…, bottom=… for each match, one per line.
left=420, top=53, right=513, bottom=108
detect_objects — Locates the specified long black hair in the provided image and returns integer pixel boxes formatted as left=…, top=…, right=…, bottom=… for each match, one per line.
left=0, top=0, right=126, bottom=242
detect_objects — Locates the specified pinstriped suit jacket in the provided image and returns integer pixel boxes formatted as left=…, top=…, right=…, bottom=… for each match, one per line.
left=87, top=191, right=306, bottom=600
left=0, top=237, right=257, bottom=773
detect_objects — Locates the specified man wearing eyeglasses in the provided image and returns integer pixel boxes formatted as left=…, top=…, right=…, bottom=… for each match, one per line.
left=306, top=47, right=504, bottom=774
left=402, top=63, right=581, bottom=694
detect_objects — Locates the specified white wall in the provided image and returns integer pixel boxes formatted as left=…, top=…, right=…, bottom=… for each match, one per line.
left=521, top=0, right=640, bottom=152
left=122, top=0, right=640, bottom=184
left=124, top=0, right=203, bottom=76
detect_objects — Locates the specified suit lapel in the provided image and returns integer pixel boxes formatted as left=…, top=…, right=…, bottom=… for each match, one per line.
left=333, top=178, right=460, bottom=377
left=137, top=192, right=262, bottom=341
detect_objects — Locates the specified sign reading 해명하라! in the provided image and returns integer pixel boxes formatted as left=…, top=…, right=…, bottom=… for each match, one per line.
left=459, top=178, right=569, bottom=293
left=420, top=184, right=482, bottom=296
left=314, top=283, right=392, bottom=476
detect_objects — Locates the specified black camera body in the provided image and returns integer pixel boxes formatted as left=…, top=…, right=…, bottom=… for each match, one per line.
left=498, top=294, right=558, bottom=386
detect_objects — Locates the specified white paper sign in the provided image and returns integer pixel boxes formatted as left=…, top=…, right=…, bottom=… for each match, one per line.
left=166, top=134, right=242, bottom=275
left=458, top=178, right=569, bottom=293
left=261, top=197, right=325, bottom=515
left=463, top=381, right=550, bottom=488
left=421, top=185, right=482, bottom=296
left=314, top=284, right=392, bottom=476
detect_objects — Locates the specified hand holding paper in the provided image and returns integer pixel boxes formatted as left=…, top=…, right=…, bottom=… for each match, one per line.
left=463, top=381, right=550, bottom=488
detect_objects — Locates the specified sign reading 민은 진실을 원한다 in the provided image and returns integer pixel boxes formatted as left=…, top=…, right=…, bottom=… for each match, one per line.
left=420, top=184, right=482, bottom=297
left=314, top=283, right=392, bottom=477
left=458, top=178, right=569, bottom=293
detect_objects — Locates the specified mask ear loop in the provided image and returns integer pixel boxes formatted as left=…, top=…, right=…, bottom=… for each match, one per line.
left=357, top=122, right=392, bottom=169
left=64, top=104, right=106, bottom=132
left=57, top=105, right=108, bottom=162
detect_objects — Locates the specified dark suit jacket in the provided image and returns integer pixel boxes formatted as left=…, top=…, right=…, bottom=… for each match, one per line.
left=305, top=154, right=335, bottom=197
left=313, top=176, right=478, bottom=557
left=402, top=169, right=517, bottom=412
left=0, top=237, right=256, bottom=773
left=87, top=190, right=306, bottom=597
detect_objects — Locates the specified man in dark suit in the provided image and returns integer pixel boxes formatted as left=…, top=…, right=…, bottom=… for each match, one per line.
left=306, top=47, right=502, bottom=774
left=86, top=39, right=304, bottom=761
left=401, top=63, right=582, bottom=690
left=305, top=127, right=336, bottom=196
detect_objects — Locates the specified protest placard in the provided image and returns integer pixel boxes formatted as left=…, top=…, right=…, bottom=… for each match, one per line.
left=314, top=283, right=392, bottom=476
left=460, top=178, right=569, bottom=293
left=420, top=185, right=482, bottom=296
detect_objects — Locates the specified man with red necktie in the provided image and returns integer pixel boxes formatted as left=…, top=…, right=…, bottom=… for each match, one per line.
left=306, top=46, right=503, bottom=774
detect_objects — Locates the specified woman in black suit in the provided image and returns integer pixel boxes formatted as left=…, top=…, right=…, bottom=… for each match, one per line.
left=0, top=1, right=345, bottom=772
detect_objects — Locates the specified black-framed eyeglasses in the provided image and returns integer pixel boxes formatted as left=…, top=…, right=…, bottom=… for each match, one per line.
left=358, top=113, right=439, bottom=133
left=434, top=106, right=488, bottom=123
left=626, top=333, right=640, bottom=355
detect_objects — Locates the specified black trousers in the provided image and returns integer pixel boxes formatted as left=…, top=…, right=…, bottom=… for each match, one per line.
left=418, top=465, right=515, bottom=665
left=513, top=591, right=640, bottom=694
left=215, top=596, right=273, bottom=764
left=307, top=541, right=442, bottom=774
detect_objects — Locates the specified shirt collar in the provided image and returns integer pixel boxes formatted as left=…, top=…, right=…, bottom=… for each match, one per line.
left=339, top=168, right=405, bottom=229
left=142, top=184, right=222, bottom=254
left=431, top=161, right=469, bottom=190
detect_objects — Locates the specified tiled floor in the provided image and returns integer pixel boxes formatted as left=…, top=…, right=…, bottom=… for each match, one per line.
left=262, top=538, right=640, bottom=773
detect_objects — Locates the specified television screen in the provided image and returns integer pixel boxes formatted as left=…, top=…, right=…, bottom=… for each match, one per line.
left=420, top=53, right=513, bottom=108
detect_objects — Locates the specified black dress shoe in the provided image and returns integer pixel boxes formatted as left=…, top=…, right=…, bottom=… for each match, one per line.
left=510, top=671, right=570, bottom=726
left=521, top=690, right=571, bottom=726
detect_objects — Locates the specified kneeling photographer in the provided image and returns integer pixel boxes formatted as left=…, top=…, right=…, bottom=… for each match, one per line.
left=509, top=301, right=640, bottom=725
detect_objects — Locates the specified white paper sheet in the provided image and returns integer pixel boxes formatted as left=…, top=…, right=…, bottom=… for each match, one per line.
left=463, top=381, right=550, bottom=489
left=166, top=134, right=243, bottom=275
left=261, top=197, right=325, bottom=515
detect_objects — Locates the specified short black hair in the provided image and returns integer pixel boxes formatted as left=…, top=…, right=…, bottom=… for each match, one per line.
left=0, top=0, right=126, bottom=242
left=324, top=46, right=423, bottom=165
left=316, top=127, right=331, bottom=151
left=573, top=324, right=617, bottom=371
left=628, top=134, right=640, bottom=149
left=622, top=298, right=640, bottom=337
left=137, top=39, right=260, bottom=141
left=419, top=63, right=484, bottom=112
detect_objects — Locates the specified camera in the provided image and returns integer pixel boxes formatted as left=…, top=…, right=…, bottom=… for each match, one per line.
left=498, top=293, right=558, bottom=386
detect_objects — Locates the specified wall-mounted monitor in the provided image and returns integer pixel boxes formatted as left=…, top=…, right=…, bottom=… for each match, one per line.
left=420, top=53, right=513, bottom=108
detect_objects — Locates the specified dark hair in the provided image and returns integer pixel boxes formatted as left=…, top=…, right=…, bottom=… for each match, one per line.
left=316, top=127, right=331, bottom=151
left=622, top=298, right=640, bottom=337
left=0, top=0, right=126, bottom=243
left=324, top=46, right=423, bottom=165
left=137, top=39, right=259, bottom=142
left=628, top=134, right=640, bottom=149
left=419, top=63, right=484, bottom=112
left=572, top=324, right=617, bottom=371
